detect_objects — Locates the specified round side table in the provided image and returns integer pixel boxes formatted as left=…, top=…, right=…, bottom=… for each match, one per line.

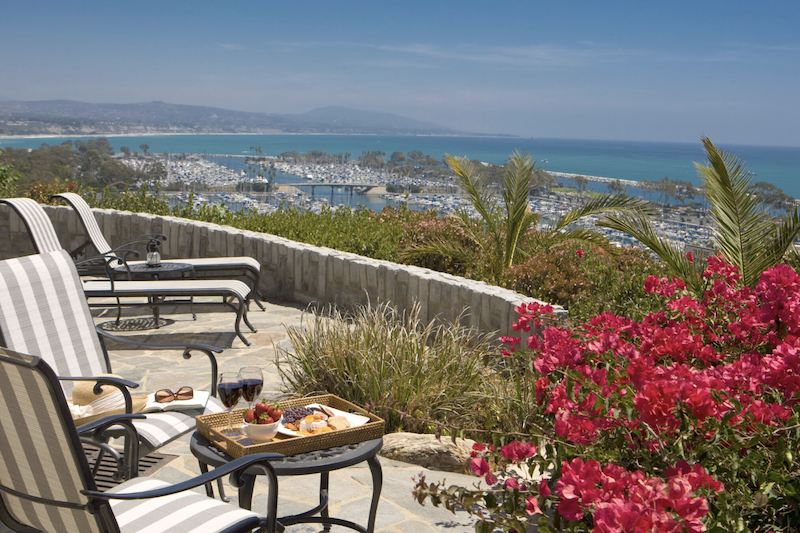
left=112, top=262, right=196, bottom=326
left=190, top=432, right=383, bottom=533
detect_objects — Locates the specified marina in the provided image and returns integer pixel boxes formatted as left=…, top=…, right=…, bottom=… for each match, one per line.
left=117, top=153, right=715, bottom=252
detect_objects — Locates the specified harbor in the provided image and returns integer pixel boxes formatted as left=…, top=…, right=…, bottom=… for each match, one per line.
left=117, top=153, right=715, bottom=252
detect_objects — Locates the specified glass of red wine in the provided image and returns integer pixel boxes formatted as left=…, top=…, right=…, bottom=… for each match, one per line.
left=239, top=366, right=264, bottom=411
left=217, top=372, right=243, bottom=437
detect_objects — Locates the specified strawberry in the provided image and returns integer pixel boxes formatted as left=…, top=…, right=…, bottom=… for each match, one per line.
left=244, top=409, right=257, bottom=424
left=257, top=412, right=274, bottom=425
left=271, top=409, right=282, bottom=420
left=255, top=399, right=271, bottom=417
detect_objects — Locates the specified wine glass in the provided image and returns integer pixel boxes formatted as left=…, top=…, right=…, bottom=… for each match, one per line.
left=217, top=372, right=243, bottom=437
left=239, top=366, right=264, bottom=410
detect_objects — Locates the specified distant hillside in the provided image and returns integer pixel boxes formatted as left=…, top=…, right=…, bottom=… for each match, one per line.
left=0, top=100, right=466, bottom=137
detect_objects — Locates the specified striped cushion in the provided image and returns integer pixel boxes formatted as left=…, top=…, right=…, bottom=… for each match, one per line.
left=126, top=256, right=261, bottom=272
left=56, top=192, right=113, bottom=254
left=82, top=279, right=251, bottom=301
left=53, top=192, right=262, bottom=278
left=134, top=397, right=225, bottom=450
left=0, top=250, right=108, bottom=396
left=108, top=477, right=260, bottom=533
left=1, top=198, right=63, bottom=253
left=0, top=349, right=103, bottom=533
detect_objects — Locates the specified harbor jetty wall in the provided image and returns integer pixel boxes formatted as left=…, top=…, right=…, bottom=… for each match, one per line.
left=0, top=204, right=564, bottom=336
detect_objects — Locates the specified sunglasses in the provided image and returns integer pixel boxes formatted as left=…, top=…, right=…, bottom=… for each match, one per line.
left=155, top=386, right=193, bottom=403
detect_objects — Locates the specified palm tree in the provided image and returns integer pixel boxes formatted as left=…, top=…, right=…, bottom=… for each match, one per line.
left=402, top=151, right=653, bottom=284
left=599, top=136, right=800, bottom=293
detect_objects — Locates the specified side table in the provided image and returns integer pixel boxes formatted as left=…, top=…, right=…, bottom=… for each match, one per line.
left=112, top=262, right=196, bottom=327
left=190, top=432, right=383, bottom=533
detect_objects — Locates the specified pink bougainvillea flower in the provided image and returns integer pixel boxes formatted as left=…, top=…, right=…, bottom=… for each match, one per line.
left=470, top=457, right=490, bottom=477
left=576, top=249, right=585, bottom=258
left=525, top=495, right=543, bottom=516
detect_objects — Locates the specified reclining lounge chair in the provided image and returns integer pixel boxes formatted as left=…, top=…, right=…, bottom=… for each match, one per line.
left=1, top=198, right=256, bottom=346
left=0, top=249, right=228, bottom=462
left=0, top=346, right=280, bottom=533
left=53, top=191, right=266, bottom=310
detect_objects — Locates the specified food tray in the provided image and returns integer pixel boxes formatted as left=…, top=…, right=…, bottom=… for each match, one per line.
left=195, top=394, right=385, bottom=458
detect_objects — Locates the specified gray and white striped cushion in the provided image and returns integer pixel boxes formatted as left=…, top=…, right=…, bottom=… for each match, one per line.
left=0, top=350, right=103, bottom=533
left=0, top=250, right=107, bottom=396
left=82, top=279, right=251, bottom=301
left=127, top=255, right=262, bottom=273
left=135, top=397, right=225, bottom=450
left=56, top=192, right=113, bottom=254
left=108, top=477, right=260, bottom=533
left=0, top=251, right=224, bottom=450
left=54, top=192, right=262, bottom=278
left=0, top=198, right=63, bottom=253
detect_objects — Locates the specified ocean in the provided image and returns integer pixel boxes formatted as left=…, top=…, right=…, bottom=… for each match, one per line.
left=2, top=134, right=799, bottom=200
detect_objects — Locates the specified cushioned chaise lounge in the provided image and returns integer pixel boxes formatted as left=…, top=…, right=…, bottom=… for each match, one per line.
left=0, top=250, right=230, bottom=458
left=0, top=197, right=256, bottom=346
left=53, top=191, right=266, bottom=310
left=0, top=346, right=280, bottom=533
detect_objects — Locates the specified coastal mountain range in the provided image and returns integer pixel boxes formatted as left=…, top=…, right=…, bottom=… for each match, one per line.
left=0, top=99, right=472, bottom=137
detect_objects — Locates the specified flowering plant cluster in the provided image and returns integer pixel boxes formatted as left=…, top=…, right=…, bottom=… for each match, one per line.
left=414, top=256, right=800, bottom=532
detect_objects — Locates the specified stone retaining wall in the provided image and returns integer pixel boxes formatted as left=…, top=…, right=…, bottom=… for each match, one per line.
left=0, top=204, right=564, bottom=336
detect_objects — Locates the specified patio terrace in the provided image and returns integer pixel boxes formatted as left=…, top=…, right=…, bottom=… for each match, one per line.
left=0, top=296, right=480, bottom=533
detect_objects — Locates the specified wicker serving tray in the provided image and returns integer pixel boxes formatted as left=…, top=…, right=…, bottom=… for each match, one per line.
left=196, top=394, right=385, bottom=458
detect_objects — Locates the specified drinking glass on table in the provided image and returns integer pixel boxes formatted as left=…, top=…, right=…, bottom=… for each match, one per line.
left=239, top=367, right=264, bottom=410
left=217, top=372, right=243, bottom=437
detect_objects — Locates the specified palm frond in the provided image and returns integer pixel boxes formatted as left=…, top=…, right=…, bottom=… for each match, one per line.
left=400, top=238, right=483, bottom=274
left=524, top=227, right=620, bottom=257
left=750, top=208, right=800, bottom=282
left=697, top=136, right=781, bottom=286
left=551, top=193, right=655, bottom=232
left=502, top=151, right=539, bottom=268
left=444, top=154, right=502, bottom=235
left=599, top=212, right=703, bottom=294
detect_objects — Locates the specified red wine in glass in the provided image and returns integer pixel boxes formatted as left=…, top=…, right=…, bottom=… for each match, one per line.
left=217, top=372, right=243, bottom=436
left=239, top=366, right=263, bottom=407
left=218, top=382, right=243, bottom=408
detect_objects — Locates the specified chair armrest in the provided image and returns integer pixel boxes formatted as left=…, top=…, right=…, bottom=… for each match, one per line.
left=58, top=375, right=139, bottom=413
left=117, top=234, right=167, bottom=249
left=95, top=327, right=222, bottom=396
left=76, top=413, right=147, bottom=434
left=82, top=452, right=283, bottom=499
left=77, top=414, right=147, bottom=481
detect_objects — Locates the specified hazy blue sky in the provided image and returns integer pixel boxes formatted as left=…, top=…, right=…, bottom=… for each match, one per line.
left=2, top=1, right=798, bottom=146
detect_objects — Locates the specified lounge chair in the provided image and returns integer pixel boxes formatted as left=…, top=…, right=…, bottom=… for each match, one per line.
left=1, top=198, right=257, bottom=346
left=0, top=346, right=280, bottom=533
left=0, top=249, right=229, bottom=462
left=53, top=191, right=266, bottom=310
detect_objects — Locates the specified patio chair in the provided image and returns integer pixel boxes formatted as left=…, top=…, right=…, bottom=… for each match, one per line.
left=0, top=198, right=257, bottom=346
left=0, top=249, right=228, bottom=461
left=0, top=346, right=280, bottom=533
left=53, top=192, right=266, bottom=311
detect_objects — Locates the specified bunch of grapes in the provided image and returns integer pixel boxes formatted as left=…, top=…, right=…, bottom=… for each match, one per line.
left=282, top=406, right=313, bottom=424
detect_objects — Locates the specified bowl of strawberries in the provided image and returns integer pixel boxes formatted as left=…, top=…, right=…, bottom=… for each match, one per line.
left=241, top=399, right=283, bottom=443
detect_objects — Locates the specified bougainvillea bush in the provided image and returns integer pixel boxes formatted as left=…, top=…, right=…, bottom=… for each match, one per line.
left=414, top=256, right=800, bottom=533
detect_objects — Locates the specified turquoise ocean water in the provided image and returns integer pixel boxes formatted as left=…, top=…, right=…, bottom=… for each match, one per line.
left=2, top=134, right=798, bottom=201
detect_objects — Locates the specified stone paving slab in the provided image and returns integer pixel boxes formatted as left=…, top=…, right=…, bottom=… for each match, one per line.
left=0, top=296, right=482, bottom=533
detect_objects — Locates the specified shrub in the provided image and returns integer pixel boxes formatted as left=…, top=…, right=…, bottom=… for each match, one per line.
left=400, top=214, right=482, bottom=276
left=277, top=302, right=498, bottom=432
left=506, top=245, right=668, bottom=323
left=414, top=257, right=800, bottom=532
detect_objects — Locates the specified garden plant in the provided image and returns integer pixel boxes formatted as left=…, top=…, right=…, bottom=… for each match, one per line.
left=413, top=256, right=800, bottom=533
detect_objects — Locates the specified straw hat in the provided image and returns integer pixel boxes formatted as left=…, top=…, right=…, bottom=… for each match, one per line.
left=69, top=374, right=148, bottom=425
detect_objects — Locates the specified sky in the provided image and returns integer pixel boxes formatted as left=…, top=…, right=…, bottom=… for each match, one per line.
left=2, top=1, right=799, bottom=146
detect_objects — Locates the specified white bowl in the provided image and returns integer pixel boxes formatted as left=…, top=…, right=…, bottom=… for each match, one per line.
left=241, top=418, right=281, bottom=443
